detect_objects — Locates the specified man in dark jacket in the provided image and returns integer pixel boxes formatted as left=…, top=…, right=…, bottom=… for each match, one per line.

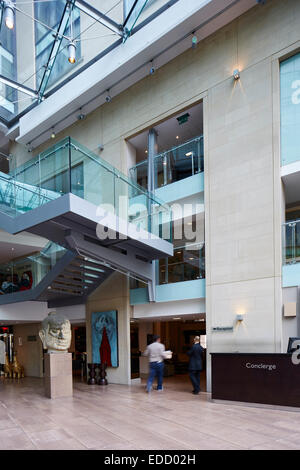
left=187, top=336, right=204, bottom=395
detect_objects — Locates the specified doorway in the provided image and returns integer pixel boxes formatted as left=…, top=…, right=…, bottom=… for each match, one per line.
left=69, top=324, right=87, bottom=380
left=130, top=316, right=207, bottom=391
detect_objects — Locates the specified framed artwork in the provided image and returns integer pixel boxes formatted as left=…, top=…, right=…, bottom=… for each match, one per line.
left=92, top=310, right=118, bottom=367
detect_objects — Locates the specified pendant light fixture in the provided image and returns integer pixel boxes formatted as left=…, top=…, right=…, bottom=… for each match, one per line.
left=67, top=5, right=76, bottom=64
left=68, top=41, right=76, bottom=64
left=4, top=1, right=15, bottom=30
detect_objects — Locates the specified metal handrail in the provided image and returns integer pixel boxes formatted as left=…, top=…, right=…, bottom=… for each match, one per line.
left=0, top=175, right=54, bottom=201
left=0, top=173, right=56, bottom=202
left=129, top=135, right=204, bottom=172
left=69, top=141, right=169, bottom=211
left=10, top=142, right=69, bottom=177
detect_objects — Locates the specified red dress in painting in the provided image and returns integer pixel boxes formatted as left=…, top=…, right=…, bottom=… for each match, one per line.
left=99, top=326, right=112, bottom=366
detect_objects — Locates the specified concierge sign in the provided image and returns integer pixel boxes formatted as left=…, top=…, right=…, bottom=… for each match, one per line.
left=211, top=353, right=300, bottom=408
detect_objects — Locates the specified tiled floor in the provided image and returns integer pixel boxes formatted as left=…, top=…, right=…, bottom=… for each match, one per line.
left=1, top=375, right=300, bottom=450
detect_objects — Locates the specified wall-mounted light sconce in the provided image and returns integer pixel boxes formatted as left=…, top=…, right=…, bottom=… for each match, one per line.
left=149, top=60, right=155, bottom=75
left=233, top=69, right=240, bottom=81
left=236, top=314, right=244, bottom=322
left=191, top=34, right=198, bottom=49
left=105, top=90, right=112, bottom=103
left=50, top=129, right=56, bottom=139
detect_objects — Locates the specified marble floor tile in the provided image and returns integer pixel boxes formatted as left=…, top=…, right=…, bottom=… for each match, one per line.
left=1, top=377, right=300, bottom=450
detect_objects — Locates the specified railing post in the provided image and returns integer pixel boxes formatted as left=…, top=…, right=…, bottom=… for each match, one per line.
left=163, top=153, right=167, bottom=185
left=68, top=137, right=72, bottom=194
left=292, top=222, right=296, bottom=263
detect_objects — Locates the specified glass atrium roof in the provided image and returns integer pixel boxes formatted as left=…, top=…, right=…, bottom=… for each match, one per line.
left=0, top=0, right=172, bottom=126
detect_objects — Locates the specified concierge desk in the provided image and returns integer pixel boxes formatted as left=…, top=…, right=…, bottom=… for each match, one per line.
left=211, top=353, right=300, bottom=408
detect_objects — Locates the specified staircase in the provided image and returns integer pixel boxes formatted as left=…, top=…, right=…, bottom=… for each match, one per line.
left=0, top=138, right=173, bottom=307
left=44, top=255, right=114, bottom=306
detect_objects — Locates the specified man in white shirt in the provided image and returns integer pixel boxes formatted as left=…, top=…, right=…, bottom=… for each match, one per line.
left=143, top=335, right=171, bottom=393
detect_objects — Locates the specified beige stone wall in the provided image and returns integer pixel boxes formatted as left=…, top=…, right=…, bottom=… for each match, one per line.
left=86, top=272, right=131, bottom=385
left=9, top=0, right=300, bottom=386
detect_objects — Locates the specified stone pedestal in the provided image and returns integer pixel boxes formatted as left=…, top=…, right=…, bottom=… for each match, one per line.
left=44, top=353, right=73, bottom=399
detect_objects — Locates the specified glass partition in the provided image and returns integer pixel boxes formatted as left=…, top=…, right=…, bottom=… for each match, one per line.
left=283, top=220, right=300, bottom=264
left=0, top=241, right=66, bottom=296
left=129, top=136, right=204, bottom=190
left=159, top=242, right=205, bottom=285
left=280, top=52, right=300, bottom=166
left=0, top=171, right=60, bottom=217
left=5, top=137, right=172, bottom=241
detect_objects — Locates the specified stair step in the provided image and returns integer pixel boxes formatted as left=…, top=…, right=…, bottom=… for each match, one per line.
left=76, top=257, right=106, bottom=267
left=57, top=276, right=96, bottom=287
left=64, top=266, right=103, bottom=278
left=57, top=271, right=94, bottom=284
left=56, top=277, right=84, bottom=288
left=48, top=286, right=84, bottom=296
left=70, top=260, right=106, bottom=272
left=51, top=281, right=83, bottom=290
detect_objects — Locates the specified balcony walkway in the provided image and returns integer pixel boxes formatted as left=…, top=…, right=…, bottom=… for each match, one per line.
left=1, top=377, right=300, bottom=450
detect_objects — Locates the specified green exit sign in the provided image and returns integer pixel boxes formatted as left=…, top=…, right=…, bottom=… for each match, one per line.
left=177, top=113, right=190, bottom=125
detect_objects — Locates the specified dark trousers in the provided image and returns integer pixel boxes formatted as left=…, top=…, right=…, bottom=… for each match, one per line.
left=147, top=362, right=164, bottom=391
left=189, top=370, right=201, bottom=393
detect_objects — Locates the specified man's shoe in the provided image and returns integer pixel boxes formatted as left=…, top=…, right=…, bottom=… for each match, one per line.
left=192, top=391, right=199, bottom=395
left=157, top=387, right=163, bottom=391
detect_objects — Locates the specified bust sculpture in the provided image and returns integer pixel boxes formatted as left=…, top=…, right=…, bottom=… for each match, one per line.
left=39, top=311, right=71, bottom=353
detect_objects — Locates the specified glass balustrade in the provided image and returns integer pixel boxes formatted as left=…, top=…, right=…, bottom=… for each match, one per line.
left=0, top=242, right=66, bottom=296
left=130, top=242, right=205, bottom=289
left=283, top=220, right=300, bottom=264
left=159, top=242, right=205, bottom=285
left=4, top=137, right=171, bottom=241
left=129, top=136, right=204, bottom=190
left=0, top=172, right=60, bottom=217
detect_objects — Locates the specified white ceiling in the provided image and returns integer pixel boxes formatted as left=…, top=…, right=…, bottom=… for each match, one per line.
left=0, top=241, right=42, bottom=264
left=0, top=230, right=47, bottom=264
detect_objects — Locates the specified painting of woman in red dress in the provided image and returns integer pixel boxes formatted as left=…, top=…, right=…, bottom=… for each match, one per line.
left=92, top=311, right=118, bottom=367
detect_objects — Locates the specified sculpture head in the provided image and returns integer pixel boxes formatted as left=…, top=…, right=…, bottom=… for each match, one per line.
left=39, top=311, right=71, bottom=353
